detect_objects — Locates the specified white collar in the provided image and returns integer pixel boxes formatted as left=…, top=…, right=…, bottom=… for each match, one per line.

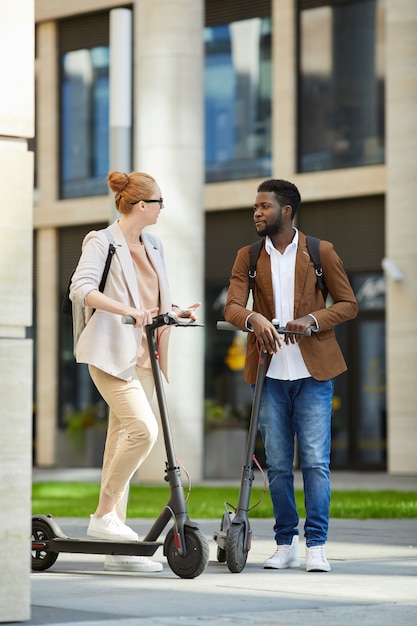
left=265, top=228, right=298, bottom=255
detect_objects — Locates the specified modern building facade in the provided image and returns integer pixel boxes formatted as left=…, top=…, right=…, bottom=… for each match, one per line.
left=33, top=0, right=417, bottom=478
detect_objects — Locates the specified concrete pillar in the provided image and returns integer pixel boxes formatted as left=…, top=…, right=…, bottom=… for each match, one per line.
left=385, top=0, right=417, bottom=473
left=109, top=7, right=132, bottom=221
left=133, top=0, right=205, bottom=481
left=37, top=21, right=59, bottom=207
left=0, top=1, right=34, bottom=622
left=272, top=0, right=297, bottom=176
left=35, top=229, right=59, bottom=466
left=34, top=21, right=60, bottom=467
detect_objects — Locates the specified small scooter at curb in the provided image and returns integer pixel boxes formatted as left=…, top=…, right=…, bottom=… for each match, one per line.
left=213, top=320, right=312, bottom=573
left=32, top=313, right=209, bottom=579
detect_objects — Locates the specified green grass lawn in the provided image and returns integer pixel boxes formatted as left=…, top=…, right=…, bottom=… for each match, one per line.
left=32, top=482, right=417, bottom=519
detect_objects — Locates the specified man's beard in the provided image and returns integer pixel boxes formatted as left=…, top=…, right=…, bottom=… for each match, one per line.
left=255, top=218, right=282, bottom=238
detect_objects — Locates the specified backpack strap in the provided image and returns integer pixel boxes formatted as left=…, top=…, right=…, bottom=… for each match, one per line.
left=306, top=235, right=326, bottom=293
left=99, top=229, right=116, bottom=292
left=249, top=239, right=264, bottom=299
left=249, top=235, right=326, bottom=299
left=62, top=229, right=116, bottom=316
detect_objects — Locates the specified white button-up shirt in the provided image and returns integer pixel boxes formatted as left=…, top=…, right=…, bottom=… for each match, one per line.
left=265, top=230, right=311, bottom=381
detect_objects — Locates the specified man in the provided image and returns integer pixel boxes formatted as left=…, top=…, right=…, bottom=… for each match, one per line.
left=224, top=179, right=358, bottom=572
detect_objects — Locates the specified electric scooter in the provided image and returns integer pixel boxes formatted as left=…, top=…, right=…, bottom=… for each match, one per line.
left=213, top=320, right=311, bottom=573
left=32, top=313, right=209, bottom=579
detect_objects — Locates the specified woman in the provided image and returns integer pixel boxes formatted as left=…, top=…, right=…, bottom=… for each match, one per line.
left=70, top=170, right=200, bottom=572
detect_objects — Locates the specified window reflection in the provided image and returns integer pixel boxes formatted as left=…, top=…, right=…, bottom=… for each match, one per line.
left=60, top=46, right=109, bottom=198
left=298, top=0, right=385, bottom=173
left=357, top=320, right=386, bottom=466
left=204, top=17, right=272, bottom=182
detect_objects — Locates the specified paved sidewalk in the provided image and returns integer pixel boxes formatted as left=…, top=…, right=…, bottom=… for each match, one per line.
left=25, top=518, right=417, bottom=626
left=21, top=470, right=417, bottom=626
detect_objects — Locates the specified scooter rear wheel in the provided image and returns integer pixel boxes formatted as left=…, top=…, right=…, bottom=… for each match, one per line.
left=217, top=546, right=226, bottom=562
left=216, top=510, right=234, bottom=563
left=165, top=526, right=209, bottom=579
left=32, top=518, right=59, bottom=571
left=226, top=522, right=248, bottom=573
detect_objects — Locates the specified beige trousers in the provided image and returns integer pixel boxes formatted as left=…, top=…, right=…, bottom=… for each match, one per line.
left=89, top=364, right=158, bottom=522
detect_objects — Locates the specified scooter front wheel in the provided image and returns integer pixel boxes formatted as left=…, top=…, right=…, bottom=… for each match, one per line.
left=226, top=522, right=248, bottom=573
left=165, top=526, right=209, bottom=579
left=32, top=518, right=59, bottom=571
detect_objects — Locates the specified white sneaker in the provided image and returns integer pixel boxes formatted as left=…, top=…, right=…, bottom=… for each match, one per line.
left=104, top=555, right=163, bottom=572
left=263, top=535, right=300, bottom=569
left=87, top=512, right=139, bottom=542
left=306, top=544, right=331, bottom=572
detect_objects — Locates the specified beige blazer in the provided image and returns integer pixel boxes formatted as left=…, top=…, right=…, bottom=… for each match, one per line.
left=224, top=231, right=358, bottom=384
left=70, top=220, right=173, bottom=381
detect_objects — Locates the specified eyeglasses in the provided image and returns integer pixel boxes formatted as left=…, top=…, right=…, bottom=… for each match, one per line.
left=130, top=198, right=164, bottom=208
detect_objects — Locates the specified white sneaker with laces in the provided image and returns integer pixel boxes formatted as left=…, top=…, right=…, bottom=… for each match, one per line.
left=87, top=511, right=139, bottom=542
left=104, top=555, right=163, bottom=572
left=263, top=535, right=300, bottom=569
left=306, top=544, right=331, bottom=572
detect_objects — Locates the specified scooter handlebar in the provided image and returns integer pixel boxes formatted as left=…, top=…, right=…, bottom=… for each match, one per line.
left=122, top=315, right=137, bottom=325
left=216, top=321, right=240, bottom=332
left=272, top=319, right=312, bottom=336
left=122, top=312, right=203, bottom=328
left=216, top=320, right=312, bottom=336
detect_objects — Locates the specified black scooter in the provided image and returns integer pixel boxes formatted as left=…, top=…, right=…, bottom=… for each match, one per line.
left=32, top=313, right=209, bottom=579
left=213, top=320, right=311, bottom=573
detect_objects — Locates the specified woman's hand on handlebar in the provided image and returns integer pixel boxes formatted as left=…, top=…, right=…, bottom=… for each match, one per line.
left=126, top=307, right=159, bottom=328
left=249, top=313, right=283, bottom=354
left=173, top=302, right=201, bottom=322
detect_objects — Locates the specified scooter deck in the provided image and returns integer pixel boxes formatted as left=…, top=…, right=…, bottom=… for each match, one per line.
left=32, top=537, right=162, bottom=557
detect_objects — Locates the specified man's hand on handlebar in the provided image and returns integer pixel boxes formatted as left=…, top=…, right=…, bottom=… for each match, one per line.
left=248, top=313, right=283, bottom=354
left=249, top=313, right=315, bottom=352
left=282, top=315, right=316, bottom=345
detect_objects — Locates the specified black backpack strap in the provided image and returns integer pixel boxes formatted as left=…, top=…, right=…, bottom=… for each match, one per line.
left=248, top=236, right=326, bottom=298
left=98, top=228, right=116, bottom=292
left=98, top=243, right=116, bottom=292
left=93, top=233, right=116, bottom=315
left=249, top=239, right=264, bottom=298
left=306, top=235, right=326, bottom=293
left=63, top=230, right=116, bottom=315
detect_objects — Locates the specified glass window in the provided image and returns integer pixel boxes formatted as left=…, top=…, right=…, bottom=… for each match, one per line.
left=60, top=46, right=109, bottom=198
left=58, top=224, right=107, bottom=436
left=350, top=273, right=386, bottom=468
left=204, top=17, right=272, bottom=183
left=356, top=318, right=386, bottom=466
left=298, top=0, right=385, bottom=173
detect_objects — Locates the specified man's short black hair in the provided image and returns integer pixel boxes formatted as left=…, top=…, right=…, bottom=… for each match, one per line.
left=257, top=179, right=301, bottom=219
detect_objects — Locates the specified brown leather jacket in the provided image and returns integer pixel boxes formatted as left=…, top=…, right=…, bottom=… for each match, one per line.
left=224, top=231, right=358, bottom=384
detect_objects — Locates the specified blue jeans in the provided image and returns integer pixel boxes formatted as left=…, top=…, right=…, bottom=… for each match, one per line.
left=258, top=376, right=334, bottom=547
